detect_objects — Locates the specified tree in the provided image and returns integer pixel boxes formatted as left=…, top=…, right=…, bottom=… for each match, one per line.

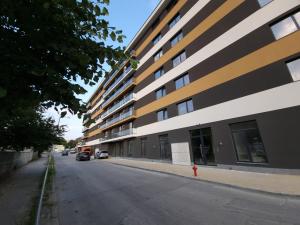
left=0, top=0, right=133, bottom=118
left=65, top=140, right=78, bottom=149
left=0, top=107, right=65, bottom=155
left=0, top=0, right=135, bottom=149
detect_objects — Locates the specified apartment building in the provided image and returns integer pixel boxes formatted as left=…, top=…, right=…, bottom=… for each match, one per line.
left=82, top=0, right=300, bottom=169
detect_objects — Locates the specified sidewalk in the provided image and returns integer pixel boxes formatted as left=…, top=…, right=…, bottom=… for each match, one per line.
left=0, top=154, right=48, bottom=225
left=104, top=158, right=300, bottom=196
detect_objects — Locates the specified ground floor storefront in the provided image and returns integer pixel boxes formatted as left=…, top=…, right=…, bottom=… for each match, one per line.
left=92, top=106, right=300, bottom=170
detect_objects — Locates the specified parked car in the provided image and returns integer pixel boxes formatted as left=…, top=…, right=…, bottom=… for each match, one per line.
left=95, top=150, right=109, bottom=159
left=69, top=149, right=76, bottom=154
left=76, top=152, right=90, bottom=161
left=61, top=150, right=68, bottom=156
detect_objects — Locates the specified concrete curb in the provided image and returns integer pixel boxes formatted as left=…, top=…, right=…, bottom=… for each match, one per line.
left=107, top=161, right=300, bottom=199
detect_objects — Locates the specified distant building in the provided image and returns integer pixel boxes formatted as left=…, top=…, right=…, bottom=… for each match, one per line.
left=52, top=145, right=65, bottom=152
left=83, top=0, right=300, bottom=170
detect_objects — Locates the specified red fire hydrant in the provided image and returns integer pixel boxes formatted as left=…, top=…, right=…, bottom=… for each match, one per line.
left=192, top=164, right=198, bottom=176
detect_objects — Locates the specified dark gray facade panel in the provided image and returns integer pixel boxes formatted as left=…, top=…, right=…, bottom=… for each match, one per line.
left=134, top=0, right=258, bottom=94
left=104, top=106, right=300, bottom=169
left=136, top=0, right=199, bottom=61
left=134, top=57, right=295, bottom=128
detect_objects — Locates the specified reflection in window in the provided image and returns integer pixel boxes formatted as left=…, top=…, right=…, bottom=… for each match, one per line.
left=175, top=73, right=190, bottom=89
left=257, top=0, right=272, bottom=7
left=172, top=51, right=186, bottom=67
left=154, top=67, right=164, bottom=79
left=155, top=87, right=166, bottom=99
left=171, top=31, right=183, bottom=47
left=154, top=49, right=163, bottom=61
left=287, top=58, right=300, bottom=81
left=157, top=109, right=168, bottom=121
left=230, top=121, right=268, bottom=163
left=169, top=14, right=181, bottom=29
left=271, top=11, right=300, bottom=40
left=177, top=99, right=193, bottom=115
left=153, top=33, right=162, bottom=45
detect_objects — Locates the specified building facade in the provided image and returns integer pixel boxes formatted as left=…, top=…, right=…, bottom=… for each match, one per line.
left=82, top=0, right=300, bottom=169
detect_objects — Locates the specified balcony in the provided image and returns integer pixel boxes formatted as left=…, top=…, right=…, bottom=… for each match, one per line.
left=103, top=60, right=128, bottom=88
left=100, top=109, right=135, bottom=130
left=103, top=65, right=133, bottom=99
left=102, top=77, right=136, bottom=109
left=101, top=93, right=135, bottom=120
left=100, top=128, right=136, bottom=142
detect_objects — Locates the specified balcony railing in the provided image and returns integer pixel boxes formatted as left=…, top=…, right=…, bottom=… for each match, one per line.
left=103, top=60, right=128, bottom=88
left=100, top=109, right=134, bottom=129
left=101, top=93, right=134, bottom=119
left=101, top=128, right=135, bottom=141
left=103, top=65, right=132, bottom=99
left=102, top=77, right=135, bottom=108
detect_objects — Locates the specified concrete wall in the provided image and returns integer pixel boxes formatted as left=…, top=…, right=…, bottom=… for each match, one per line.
left=0, top=150, right=34, bottom=177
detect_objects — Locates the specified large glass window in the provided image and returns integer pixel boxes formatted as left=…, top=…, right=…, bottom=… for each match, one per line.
left=155, top=87, right=166, bottom=99
left=175, top=73, right=189, bottom=89
left=287, top=58, right=300, bottom=81
left=157, top=109, right=168, bottom=121
left=177, top=99, right=193, bottom=115
left=230, top=121, right=268, bottom=163
left=257, top=0, right=272, bottom=7
left=271, top=11, right=300, bottom=40
left=154, top=49, right=163, bottom=61
left=153, top=33, right=162, bottom=45
left=154, top=67, right=164, bottom=79
left=172, top=51, right=186, bottom=67
left=170, top=31, right=183, bottom=47
left=169, top=13, right=181, bottom=29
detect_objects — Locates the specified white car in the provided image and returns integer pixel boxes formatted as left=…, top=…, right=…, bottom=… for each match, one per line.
left=95, top=150, right=109, bottom=159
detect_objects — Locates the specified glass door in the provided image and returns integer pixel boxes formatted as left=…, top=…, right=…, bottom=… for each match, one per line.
left=190, top=128, right=215, bottom=165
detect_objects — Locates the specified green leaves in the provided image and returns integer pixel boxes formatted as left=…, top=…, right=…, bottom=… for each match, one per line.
left=60, top=111, right=67, bottom=118
left=110, top=31, right=116, bottom=41
left=0, top=87, right=7, bottom=98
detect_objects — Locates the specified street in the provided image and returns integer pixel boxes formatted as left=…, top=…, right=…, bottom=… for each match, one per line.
left=54, top=153, right=300, bottom=225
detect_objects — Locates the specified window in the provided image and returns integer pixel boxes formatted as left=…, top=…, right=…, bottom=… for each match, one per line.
left=257, top=0, right=272, bottom=7
left=153, top=33, right=162, bottom=45
left=154, top=49, right=163, bottom=61
left=271, top=11, right=300, bottom=40
left=154, top=67, right=164, bottom=79
left=287, top=58, right=300, bottom=81
left=175, top=73, right=189, bottom=89
left=155, top=87, right=166, bottom=99
left=172, top=51, right=186, bottom=67
left=169, top=13, right=181, bottom=29
left=177, top=99, right=193, bottom=115
left=170, top=31, right=183, bottom=47
left=157, top=109, right=168, bottom=121
left=230, top=121, right=268, bottom=163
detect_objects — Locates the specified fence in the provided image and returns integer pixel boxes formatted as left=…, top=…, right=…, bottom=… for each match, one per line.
left=0, top=150, right=36, bottom=177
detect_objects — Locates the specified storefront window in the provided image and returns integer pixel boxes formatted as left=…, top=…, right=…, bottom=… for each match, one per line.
left=230, top=121, right=268, bottom=163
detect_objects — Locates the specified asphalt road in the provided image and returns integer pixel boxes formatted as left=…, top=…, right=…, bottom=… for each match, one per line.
left=54, top=153, right=300, bottom=225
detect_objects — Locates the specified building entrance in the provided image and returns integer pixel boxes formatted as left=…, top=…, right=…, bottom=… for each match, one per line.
left=190, top=128, right=215, bottom=165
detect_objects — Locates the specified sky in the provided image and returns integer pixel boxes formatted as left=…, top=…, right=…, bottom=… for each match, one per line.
left=46, top=0, right=161, bottom=140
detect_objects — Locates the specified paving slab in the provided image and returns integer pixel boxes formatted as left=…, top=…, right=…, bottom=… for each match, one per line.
left=0, top=154, right=48, bottom=225
left=104, top=158, right=300, bottom=196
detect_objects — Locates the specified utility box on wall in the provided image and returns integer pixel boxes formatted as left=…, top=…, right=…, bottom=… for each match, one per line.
left=171, top=142, right=191, bottom=166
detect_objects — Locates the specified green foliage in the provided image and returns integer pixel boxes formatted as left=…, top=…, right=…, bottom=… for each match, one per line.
left=65, top=139, right=78, bottom=149
left=0, top=0, right=131, bottom=118
left=0, top=0, right=136, bottom=150
left=0, top=107, right=65, bottom=153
